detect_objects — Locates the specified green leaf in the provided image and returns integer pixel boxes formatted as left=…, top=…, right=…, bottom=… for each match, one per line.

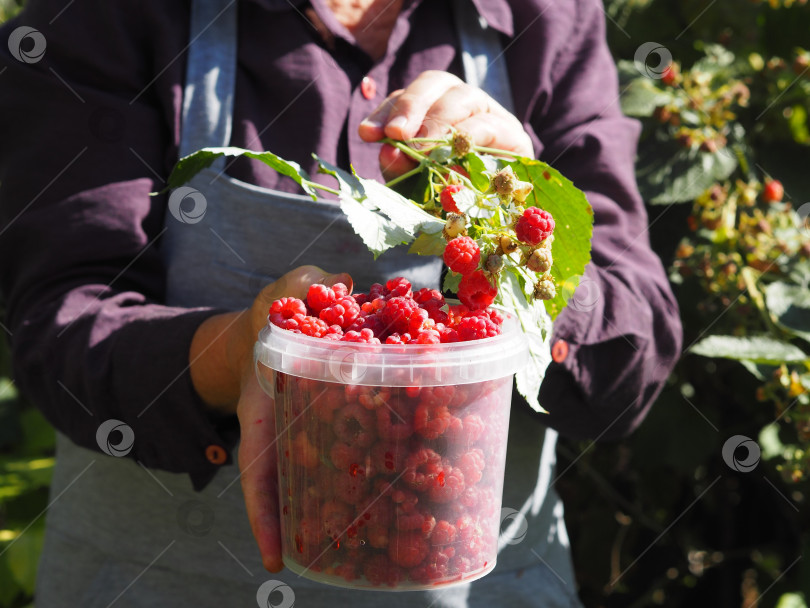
left=620, top=77, right=674, bottom=117
left=408, top=231, right=446, bottom=257
left=463, top=152, right=494, bottom=192
left=776, top=593, right=807, bottom=608
left=338, top=197, right=412, bottom=260
left=163, top=146, right=318, bottom=198
left=0, top=553, right=21, bottom=606
left=690, top=335, right=809, bottom=364
left=497, top=269, right=551, bottom=413
left=511, top=158, right=594, bottom=320
left=429, top=145, right=453, bottom=164
left=759, top=424, right=787, bottom=461
left=635, top=132, right=739, bottom=204
left=6, top=523, right=44, bottom=596
left=352, top=172, right=444, bottom=236
left=443, top=270, right=462, bottom=294
left=765, top=281, right=810, bottom=343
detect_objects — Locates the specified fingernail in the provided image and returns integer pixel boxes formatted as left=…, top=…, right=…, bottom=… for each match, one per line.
left=387, top=115, right=408, bottom=131
left=360, top=118, right=383, bottom=129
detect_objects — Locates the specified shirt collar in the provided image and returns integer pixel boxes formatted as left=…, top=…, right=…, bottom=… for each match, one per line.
left=245, top=0, right=514, bottom=36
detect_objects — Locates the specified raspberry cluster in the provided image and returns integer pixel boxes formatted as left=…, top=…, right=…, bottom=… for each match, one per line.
left=275, top=373, right=513, bottom=588
left=268, top=277, right=504, bottom=342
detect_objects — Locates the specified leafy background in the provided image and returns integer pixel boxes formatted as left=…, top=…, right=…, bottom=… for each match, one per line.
left=1, top=0, right=809, bottom=606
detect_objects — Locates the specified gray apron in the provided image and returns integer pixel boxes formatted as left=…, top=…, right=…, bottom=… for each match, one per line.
left=35, top=1, right=582, bottom=606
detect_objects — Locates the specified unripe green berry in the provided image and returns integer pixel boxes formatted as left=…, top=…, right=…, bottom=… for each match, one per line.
left=485, top=253, right=504, bottom=274
left=533, top=277, right=556, bottom=301
left=442, top=212, right=468, bottom=240
left=527, top=248, right=553, bottom=273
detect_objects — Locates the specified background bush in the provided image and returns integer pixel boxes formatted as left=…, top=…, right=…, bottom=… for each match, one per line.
left=1, top=0, right=808, bottom=606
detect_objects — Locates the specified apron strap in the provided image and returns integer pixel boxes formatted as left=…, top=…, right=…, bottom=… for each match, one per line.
left=452, top=0, right=515, bottom=114
left=179, top=0, right=238, bottom=160
left=179, top=0, right=513, bottom=157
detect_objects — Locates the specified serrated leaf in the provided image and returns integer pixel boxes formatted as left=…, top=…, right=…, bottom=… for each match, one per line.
left=450, top=187, right=480, bottom=215
left=163, top=146, right=318, bottom=197
left=511, top=158, right=593, bottom=320
left=690, top=335, right=808, bottom=364
left=316, top=157, right=364, bottom=199
left=497, top=269, right=551, bottom=412
left=765, top=281, right=810, bottom=343
left=463, top=152, right=493, bottom=192
left=338, top=197, right=412, bottom=259
left=408, top=231, right=447, bottom=257
left=429, top=146, right=453, bottom=163
left=620, top=77, right=674, bottom=117
left=353, top=175, right=444, bottom=235
left=443, top=270, right=462, bottom=294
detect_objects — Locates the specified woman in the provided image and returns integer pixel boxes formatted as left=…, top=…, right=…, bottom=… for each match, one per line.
left=0, top=0, right=681, bottom=605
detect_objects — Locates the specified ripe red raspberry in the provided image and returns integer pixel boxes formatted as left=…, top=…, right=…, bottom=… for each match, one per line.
left=457, top=270, right=497, bottom=310
left=332, top=470, right=370, bottom=504
left=384, top=333, right=410, bottom=344
left=306, top=283, right=336, bottom=313
left=455, top=315, right=500, bottom=341
left=428, top=466, right=465, bottom=503
left=380, top=296, right=420, bottom=335
left=414, top=402, right=451, bottom=439
left=438, top=325, right=459, bottom=343
left=340, top=328, right=381, bottom=344
left=370, top=441, right=407, bottom=475
left=298, top=316, right=329, bottom=337
left=384, top=277, right=412, bottom=299
left=363, top=554, right=404, bottom=587
left=762, top=179, right=784, bottom=203
left=443, top=236, right=480, bottom=275
left=515, top=207, right=555, bottom=245
left=403, top=448, right=443, bottom=491
left=456, top=449, right=485, bottom=485
left=412, top=329, right=441, bottom=344
left=430, top=520, right=457, bottom=545
left=269, top=297, right=307, bottom=327
left=388, top=531, right=429, bottom=568
left=440, top=184, right=464, bottom=213
left=329, top=441, right=365, bottom=473
left=376, top=397, right=414, bottom=441
left=321, top=499, right=353, bottom=540
left=660, top=64, right=677, bottom=86
left=333, top=403, right=376, bottom=447
left=320, top=296, right=361, bottom=330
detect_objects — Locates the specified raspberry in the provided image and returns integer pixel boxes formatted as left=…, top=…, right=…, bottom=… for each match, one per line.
left=427, top=466, right=465, bottom=503
left=412, top=329, right=441, bottom=344
left=388, top=531, right=429, bottom=568
left=660, top=63, right=677, bottom=86
left=414, top=402, right=451, bottom=439
left=384, top=333, right=410, bottom=344
left=333, top=403, right=376, bottom=448
left=357, top=386, right=391, bottom=410
left=527, top=247, right=553, bottom=273
left=406, top=308, right=431, bottom=335
left=375, top=397, right=414, bottom=441
left=312, top=386, right=344, bottom=423
left=384, top=277, right=412, bottom=299
left=306, top=283, right=336, bottom=313
left=380, top=296, right=420, bottom=335
left=449, top=164, right=470, bottom=179
left=443, top=212, right=468, bottom=240
left=443, top=236, right=480, bottom=275
left=515, top=207, right=555, bottom=245
left=457, top=270, right=497, bottom=310
left=371, top=441, right=407, bottom=475
left=533, top=276, right=556, bottom=301
left=333, top=470, right=370, bottom=504
left=455, top=315, right=500, bottom=341
left=321, top=500, right=353, bottom=540
left=341, top=328, right=381, bottom=344
left=430, top=520, right=457, bottom=545
left=330, top=441, right=365, bottom=473
left=364, top=554, right=404, bottom=587
left=320, top=296, right=361, bottom=330
left=440, top=184, right=464, bottom=213
left=456, top=449, right=485, bottom=485
left=403, top=448, right=443, bottom=492
left=298, top=315, right=329, bottom=337
left=438, top=325, right=459, bottom=343
left=269, top=297, right=307, bottom=327
left=356, top=495, right=394, bottom=529
left=762, top=179, right=784, bottom=203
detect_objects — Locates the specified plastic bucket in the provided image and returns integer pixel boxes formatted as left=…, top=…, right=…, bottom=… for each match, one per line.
left=255, top=312, right=528, bottom=590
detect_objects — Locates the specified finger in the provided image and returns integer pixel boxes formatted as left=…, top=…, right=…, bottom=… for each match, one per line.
left=381, top=71, right=465, bottom=140
left=358, top=91, right=403, bottom=142
left=453, top=113, right=534, bottom=157
left=379, top=143, right=419, bottom=180
left=237, top=373, right=283, bottom=572
left=419, top=84, right=491, bottom=140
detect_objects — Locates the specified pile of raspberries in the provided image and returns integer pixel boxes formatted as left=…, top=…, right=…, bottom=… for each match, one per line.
left=268, top=277, right=504, bottom=344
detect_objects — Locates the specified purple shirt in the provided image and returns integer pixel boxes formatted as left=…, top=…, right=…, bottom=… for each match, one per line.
left=0, top=0, right=682, bottom=489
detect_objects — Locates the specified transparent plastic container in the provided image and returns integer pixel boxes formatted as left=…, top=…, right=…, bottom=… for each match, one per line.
left=255, top=312, right=528, bottom=590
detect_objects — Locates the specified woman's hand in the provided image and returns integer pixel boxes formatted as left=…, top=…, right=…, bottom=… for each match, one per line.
left=358, top=70, right=533, bottom=179
left=189, top=265, right=351, bottom=572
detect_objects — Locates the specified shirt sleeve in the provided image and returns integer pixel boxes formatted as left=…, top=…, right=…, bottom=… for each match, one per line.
left=0, top=1, right=235, bottom=490
left=513, top=0, right=683, bottom=439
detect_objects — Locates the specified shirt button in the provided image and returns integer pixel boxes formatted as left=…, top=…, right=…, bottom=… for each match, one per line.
left=551, top=339, right=569, bottom=363
left=361, top=76, right=377, bottom=100
left=205, top=444, right=227, bottom=465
